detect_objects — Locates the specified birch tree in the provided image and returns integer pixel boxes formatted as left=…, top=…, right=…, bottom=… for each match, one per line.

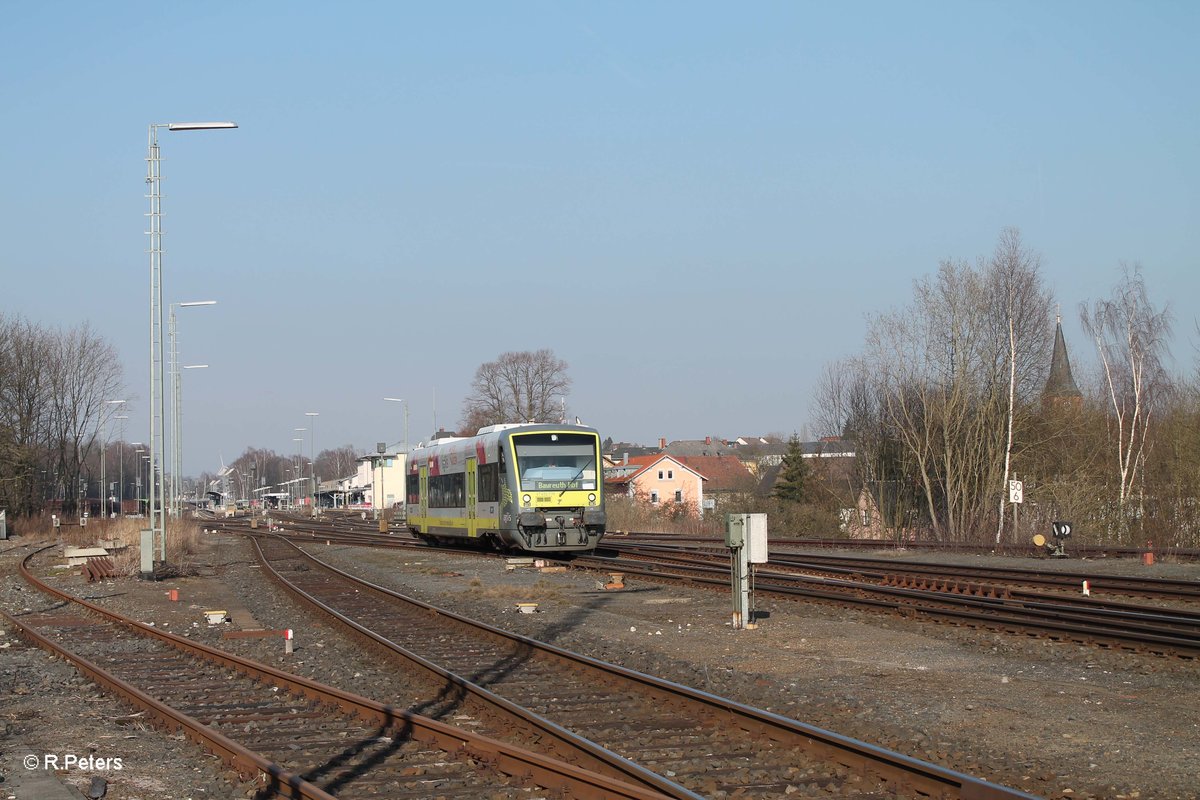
left=989, top=228, right=1048, bottom=543
left=821, top=231, right=1053, bottom=542
left=1079, top=264, right=1172, bottom=536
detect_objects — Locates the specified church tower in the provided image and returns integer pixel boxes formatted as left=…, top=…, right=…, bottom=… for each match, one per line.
left=1043, top=313, right=1083, bottom=412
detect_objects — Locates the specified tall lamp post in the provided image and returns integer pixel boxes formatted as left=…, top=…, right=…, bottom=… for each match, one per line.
left=127, top=441, right=143, bottom=516
left=383, top=398, right=408, bottom=523
left=100, top=400, right=126, bottom=519
left=135, top=450, right=146, bottom=514
left=112, top=415, right=128, bottom=515
left=292, top=435, right=305, bottom=507
left=305, top=411, right=319, bottom=508
left=147, top=120, right=236, bottom=563
left=172, top=362, right=209, bottom=516
left=383, top=397, right=409, bottom=456
left=169, top=300, right=216, bottom=517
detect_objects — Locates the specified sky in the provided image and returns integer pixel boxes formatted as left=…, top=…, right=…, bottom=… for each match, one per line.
left=3, top=1, right=1198, bottom=476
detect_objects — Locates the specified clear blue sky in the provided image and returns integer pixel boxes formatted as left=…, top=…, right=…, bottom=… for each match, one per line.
left=3, top=2, right=1197, bottom=475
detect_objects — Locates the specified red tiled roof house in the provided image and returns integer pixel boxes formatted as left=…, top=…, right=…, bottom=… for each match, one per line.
left=604, top=455, right=705, bottom=513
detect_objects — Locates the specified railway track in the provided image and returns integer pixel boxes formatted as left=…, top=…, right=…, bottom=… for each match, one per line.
left=250, top=532, right=1037, bottom=799
left=575, top=545, right=1200, bottom=658
left=760, top=550, right=1200, bottom=602
left=6, top=546, right=671, bottom=800
left=215, top=517, right=1200, bottom=656
left=215, top=515, right=1197, bottom=603
left=608, top=532, right=1200, bottom=562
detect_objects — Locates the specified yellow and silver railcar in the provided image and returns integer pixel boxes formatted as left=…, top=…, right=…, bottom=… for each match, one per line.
left=406, top=423, right=606, bottom=553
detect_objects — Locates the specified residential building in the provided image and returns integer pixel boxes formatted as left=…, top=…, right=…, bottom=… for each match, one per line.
left=662, top=436, right=738, bottom=458
left=670, top=455, right=756, bottom=507
left=604, top=454, right=705, bottom=512
left=603, top=452, right=756, bottom=515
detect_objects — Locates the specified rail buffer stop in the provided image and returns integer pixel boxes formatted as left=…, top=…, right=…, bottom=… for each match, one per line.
left=726, top=513, right=769, bottom=629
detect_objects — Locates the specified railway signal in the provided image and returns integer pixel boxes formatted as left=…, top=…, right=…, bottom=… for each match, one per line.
left=1033, top=520, right=1073, bottom=558
left=726, top=513, right=768, bottom=629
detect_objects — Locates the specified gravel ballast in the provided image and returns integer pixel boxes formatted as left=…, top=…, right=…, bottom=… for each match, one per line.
left=3, top=533, right=1197, bottom=799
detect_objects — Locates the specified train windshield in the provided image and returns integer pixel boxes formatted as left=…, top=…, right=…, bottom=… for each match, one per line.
left=514, top=433, right=598, bottom=491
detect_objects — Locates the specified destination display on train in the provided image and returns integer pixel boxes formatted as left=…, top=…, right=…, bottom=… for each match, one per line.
left=532, top=480, right=584, bottom=490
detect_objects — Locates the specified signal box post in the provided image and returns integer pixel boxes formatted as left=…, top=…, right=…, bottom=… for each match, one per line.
left=726, top=513, right=768, bottom=629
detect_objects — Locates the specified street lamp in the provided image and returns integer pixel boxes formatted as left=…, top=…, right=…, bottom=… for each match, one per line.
left=383, top=398, right=409, bottom=455
left=134, top=449, right=145, bottom=513
left=292, top=435, right=305, bottom=507
left=113, top=416, right=128, bottom=515
left=147, top=120, right=236, bottom=563
left=169, top=300, right=216, bottom=517
left=127, top=441, right=143, bottom=516
left=100, top=400, right=126, bottom=519
left=171, top=362, right=209, bottom=516
left=305, top=411, right=318, bottom=509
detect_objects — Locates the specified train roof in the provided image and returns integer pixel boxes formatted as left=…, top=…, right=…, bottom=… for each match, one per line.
left=475, top=423, right=531, bottom=434
left=411, top=422, right=600, bottom=453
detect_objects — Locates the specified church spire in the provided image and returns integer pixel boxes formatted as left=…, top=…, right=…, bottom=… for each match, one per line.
left=1043, top=316, right=1082, bottom=409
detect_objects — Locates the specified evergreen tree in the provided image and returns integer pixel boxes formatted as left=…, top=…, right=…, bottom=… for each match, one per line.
left=773, top=434, right=809, bottom=504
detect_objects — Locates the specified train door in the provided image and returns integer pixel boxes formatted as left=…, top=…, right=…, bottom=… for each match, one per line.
left=419, top=465, right=428, bottom=529
left=466, top=458, right=478, bottom=537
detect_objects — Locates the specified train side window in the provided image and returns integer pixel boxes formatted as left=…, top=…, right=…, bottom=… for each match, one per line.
left=478, top=463, right=499, bottom=502
left=429, top=473, right=467, bottom=508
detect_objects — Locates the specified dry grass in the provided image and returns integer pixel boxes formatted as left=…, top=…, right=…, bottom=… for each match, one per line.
left=30, top=516, right=208, bottom=577
left=605, top=496, right=721, bottom=535
left=466, top=577, right=565, bottom=603
left=604, top=495, right=843, bottom=537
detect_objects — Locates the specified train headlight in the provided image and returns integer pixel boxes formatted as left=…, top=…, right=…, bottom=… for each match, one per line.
left=522, top=494, right=531, bottom=506
left=588, top=493, right=596, bottom=504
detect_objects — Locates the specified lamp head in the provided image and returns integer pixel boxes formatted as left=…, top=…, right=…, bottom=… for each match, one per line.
left=167, top=122, right=238, bottom=131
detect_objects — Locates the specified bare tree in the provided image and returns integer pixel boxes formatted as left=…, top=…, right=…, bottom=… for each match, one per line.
left=1137, top=380, right=1200, bottom=547
left=813, top=361, right=853, bottom=440
left=316, top=444, right=359, bottom=481
left=229, top=447, right=294, bottom=501
left=460, top=349, right=571, bottom=433
left=824, top=232, right=1053, bottom=543
left=0, top=315, right=56, bottom=516
left=989, top=227, right=1050, bottom=543
left=1079, top=263, right=1173, bottom=535
left=44, top=322, right=123, bottom=515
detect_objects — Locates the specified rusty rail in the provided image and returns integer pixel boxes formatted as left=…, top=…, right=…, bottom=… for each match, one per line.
left=9, top=546, right=674, bottom=800
left=249, top=532, right=1039, bottom=800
